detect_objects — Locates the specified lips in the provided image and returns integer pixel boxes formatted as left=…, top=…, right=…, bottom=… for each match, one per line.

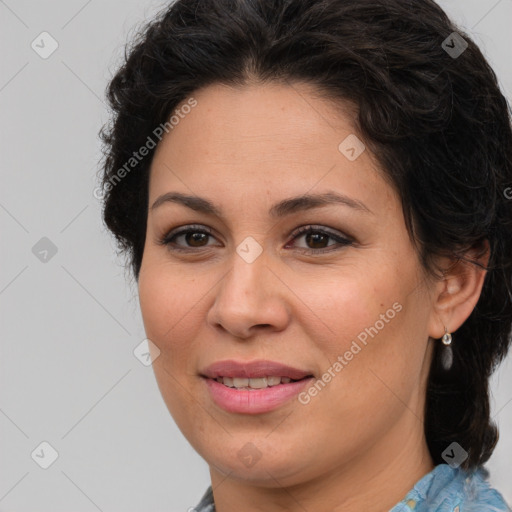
left=200, top=359, right=314, bottom=380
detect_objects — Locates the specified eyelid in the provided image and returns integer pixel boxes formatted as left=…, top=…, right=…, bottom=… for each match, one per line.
left=158, top=223, right=354, bottom=253
left=285, top=224, right=354, bottom=253
left=288, top=224, right=353, bottom=242
left=158, top=224, right=216, bottom=247
left=165, top=223, right=214, bottom=237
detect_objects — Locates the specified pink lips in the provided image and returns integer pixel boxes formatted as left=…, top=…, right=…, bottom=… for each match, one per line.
left=200, top=359, right=313, bottom=380
left=200, top=359, right=315, bottom=414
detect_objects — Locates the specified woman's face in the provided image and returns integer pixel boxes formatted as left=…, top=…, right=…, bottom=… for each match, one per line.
left=138, top=82, right=438, bottom=486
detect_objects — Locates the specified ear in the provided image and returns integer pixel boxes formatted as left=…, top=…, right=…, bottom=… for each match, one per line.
left=428, top=239, right=490, bottom=339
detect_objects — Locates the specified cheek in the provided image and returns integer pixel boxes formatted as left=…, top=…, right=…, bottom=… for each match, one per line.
left=138, top=261, right=206, bottom=422
left=138, top=259, right=203, bottom=345
left=303, top=258, right=424, bottom=396
left=137, top=263, right=211, bottom=406
left=296, top=263, right=404, bottom=356
left=138, top=271, right=174, bottom=343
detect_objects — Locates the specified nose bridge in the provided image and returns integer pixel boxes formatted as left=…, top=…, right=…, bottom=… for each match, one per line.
left=224, top=239, right=270, bottom=302
left=208, top=240, right=289, bottom=336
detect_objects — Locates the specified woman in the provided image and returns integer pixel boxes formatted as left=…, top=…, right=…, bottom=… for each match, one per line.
left=98, top=0, right=512, bottom=510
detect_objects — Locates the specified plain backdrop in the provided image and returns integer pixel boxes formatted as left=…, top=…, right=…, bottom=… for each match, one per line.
left=1, top=0, right=511, bottom=510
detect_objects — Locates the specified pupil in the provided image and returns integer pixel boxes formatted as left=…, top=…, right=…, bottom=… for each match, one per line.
left=187, top=232, right=207, bottom=247
left=307, top=232, right=327, bottom=248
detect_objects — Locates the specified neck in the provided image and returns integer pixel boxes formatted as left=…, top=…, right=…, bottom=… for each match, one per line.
left=209, top=415, right=434, bottom=512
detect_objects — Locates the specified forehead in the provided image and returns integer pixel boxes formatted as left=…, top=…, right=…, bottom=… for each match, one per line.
left=157, top=81, right=358, bottom=154
left=148, top=82, right=397, bottom=217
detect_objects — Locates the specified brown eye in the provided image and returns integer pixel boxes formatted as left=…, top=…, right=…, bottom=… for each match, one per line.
left=159, top=225, right=217, bottom=252
left=288, top=225, right=353, bottom=254
left=304, top=231, right=330, bottom=249
left=184, top=231, right=209, bottom=247
left=159, top=224, right=353, bottom=255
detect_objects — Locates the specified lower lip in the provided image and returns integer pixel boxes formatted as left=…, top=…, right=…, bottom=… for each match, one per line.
left=203, top=377, right=314, bottom=414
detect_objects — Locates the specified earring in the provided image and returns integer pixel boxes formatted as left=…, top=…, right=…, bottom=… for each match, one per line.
left=440, top=327, right=453, bottom=371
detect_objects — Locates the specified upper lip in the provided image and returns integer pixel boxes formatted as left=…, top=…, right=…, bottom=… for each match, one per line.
left=200, top=359, right=314, bottom=380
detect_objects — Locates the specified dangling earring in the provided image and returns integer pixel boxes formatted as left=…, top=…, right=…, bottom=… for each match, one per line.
left=440, top=327, right=453, bottom=371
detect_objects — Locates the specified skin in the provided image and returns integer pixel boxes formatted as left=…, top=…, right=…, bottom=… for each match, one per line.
left=137, top=82, right=489, bottom=512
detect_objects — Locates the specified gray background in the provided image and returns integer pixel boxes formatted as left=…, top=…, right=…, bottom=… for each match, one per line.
left=1, top=0, right=511, bottom=510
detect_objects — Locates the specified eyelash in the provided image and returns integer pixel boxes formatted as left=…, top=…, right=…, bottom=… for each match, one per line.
left=158, top=224, right=354, bottom=255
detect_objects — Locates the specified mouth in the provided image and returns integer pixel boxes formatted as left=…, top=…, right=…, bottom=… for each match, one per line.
left=199, top=359, right=315, bottom=413
left=200, top=358, right=314, bottom=381
left=208, top=375, right=313, bottom=390
left=201, top=375, right=315, bottom=414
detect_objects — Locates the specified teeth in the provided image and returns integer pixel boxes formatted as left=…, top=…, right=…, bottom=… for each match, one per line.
left=233, top=377, right=249, bottom=388
left=246, top=377, right=267, bottom=389
left=266, top=376, right=282, bottom=386
left=215, top=376, right=298, bottom=389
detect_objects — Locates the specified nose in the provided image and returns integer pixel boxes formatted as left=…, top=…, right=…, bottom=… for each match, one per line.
left=207, top=247, right=291, bottom=340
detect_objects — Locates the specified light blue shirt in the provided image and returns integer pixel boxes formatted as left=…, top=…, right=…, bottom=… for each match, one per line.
left=192, top=463, right=511, bottom=511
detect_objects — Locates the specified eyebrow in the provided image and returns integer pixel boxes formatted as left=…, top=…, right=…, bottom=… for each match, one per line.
left=150, top=191, right=373, bottom=217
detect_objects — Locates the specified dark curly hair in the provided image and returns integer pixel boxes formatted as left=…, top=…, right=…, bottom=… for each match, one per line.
left=98, top=0, right=512, bottom=470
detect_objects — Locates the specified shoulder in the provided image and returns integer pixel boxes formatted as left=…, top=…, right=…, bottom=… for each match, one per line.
left=461, top=467, right=511, bottom=511
left=192, top=485, right=215, bottom=512
left=391, top=464, right=511, bottom=512
left=192, top=467, right=511, bottom=512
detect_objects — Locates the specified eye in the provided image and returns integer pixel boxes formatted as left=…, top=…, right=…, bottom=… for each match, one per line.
left=158, top=224, right=353, bottom=254
left=286, top=225, right=353, bottom=254
left=158, top=224, right=217, bottom=252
